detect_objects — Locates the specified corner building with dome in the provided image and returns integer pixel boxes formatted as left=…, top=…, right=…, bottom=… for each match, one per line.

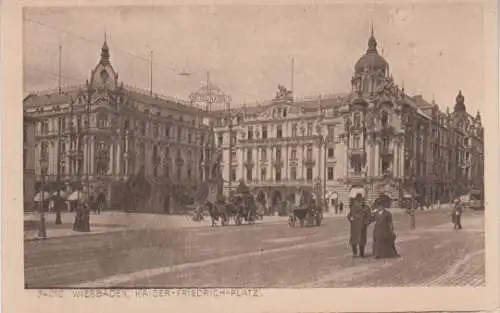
left=23, top=40, right=215, bottom=213
left=212, top=32, right=484, bottom=211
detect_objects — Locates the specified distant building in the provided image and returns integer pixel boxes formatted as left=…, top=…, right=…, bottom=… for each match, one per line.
left=23, top=116, right=37, bottom=211
left=212, top=31, right=484, bottom=212
left=23, top=40, right=214, bottom=212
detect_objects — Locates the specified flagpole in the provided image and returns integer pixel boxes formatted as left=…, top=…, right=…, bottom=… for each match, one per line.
left=150, top=49, right=153, bottom=96
left=58, top=43, right=62, bottom=94
left=291, top=57, right=295, bottom=101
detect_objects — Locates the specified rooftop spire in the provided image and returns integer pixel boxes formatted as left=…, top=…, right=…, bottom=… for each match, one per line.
left=100, top=34, right=110, bottom=65
left=367, top=23, right=378, bottom=53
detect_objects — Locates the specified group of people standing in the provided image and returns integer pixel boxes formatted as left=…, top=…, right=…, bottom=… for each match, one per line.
left=347, top=193, right=467, bottom=259
left=347, top=194, right=399, bottom=259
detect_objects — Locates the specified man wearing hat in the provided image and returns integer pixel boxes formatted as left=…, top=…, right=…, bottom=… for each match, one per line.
left=451, top=198, right=464, bottom=230
left=347, top=194, right=372, bottom=257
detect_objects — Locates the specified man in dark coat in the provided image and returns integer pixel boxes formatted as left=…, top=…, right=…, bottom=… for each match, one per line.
left=347, top=194, right=372, bottom=257
left=452, top=198, right=464, bottom=229
left=339, top=201, right=344, bottom=215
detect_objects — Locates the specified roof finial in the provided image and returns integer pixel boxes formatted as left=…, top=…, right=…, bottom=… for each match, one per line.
left=371, top=22, right=374, bottom=37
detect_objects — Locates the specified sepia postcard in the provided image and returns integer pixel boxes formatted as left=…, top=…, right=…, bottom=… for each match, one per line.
left=1, top=0, right=499, bottom=312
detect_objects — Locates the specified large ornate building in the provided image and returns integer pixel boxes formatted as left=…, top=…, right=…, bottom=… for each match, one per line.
left=23, top=40, right=214, bottom=212
left=213, top=31, right=484, bottom=212
left=23, top=116, right=37, bottom=211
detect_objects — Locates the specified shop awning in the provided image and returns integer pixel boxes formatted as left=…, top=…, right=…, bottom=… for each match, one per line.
left=349, top=187, right=365, bottom=198
left=33, top=191, right=51, bottom=202
left=325, top=191, right=338, bottom=199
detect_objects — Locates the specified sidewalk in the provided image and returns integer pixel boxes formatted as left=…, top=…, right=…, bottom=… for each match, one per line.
left=24, top=204, right=456, bottom=241
left=23, top=211, right=291, bottom=241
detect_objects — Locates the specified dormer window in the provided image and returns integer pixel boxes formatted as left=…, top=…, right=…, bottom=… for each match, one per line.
left=100, top=69, right=109, bottom=82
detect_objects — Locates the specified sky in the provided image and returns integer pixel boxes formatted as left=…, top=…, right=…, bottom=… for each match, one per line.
left=23, top=3, right=485, bottom=114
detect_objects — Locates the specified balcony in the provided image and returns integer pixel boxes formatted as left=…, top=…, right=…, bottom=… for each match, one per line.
left=303, top=157, right=315, bottom=166
left=243, top=160, right=254, bottom=168
left=380, top=147, right=394, bottom=158
left=272, top=159, right=284, bottom=168
left=348, top=148, right=364, bottom=157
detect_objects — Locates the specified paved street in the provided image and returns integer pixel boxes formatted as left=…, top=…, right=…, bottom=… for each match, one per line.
left=24, top=208, right=484, bottom=288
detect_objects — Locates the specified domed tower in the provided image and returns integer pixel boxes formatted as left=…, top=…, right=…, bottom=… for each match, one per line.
left=454, top=90, right=466, bottom=113
left=90, top=38, right=118, bottom=92
left=351, top=27, right=390, bottom=97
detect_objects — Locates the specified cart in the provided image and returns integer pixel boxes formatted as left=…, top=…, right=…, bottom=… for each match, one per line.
left=288, top=204, right=323, bottom=227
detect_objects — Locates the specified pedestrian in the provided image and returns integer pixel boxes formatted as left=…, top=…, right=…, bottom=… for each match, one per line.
left=347, top=194, right=373, bottom=257
left=72, top=200, right=83, bottom=231
left=48, top=198, right=54, bottom=213
left=372, top=204, right=399, bottom=259
left=54, top=194, right=64, bottom=225
left=406, top=198, right=417, bottom=230
left=339, top=201, right=344, bottom=215
left=452, top=198, right=464, bottom=230
left=335, top=201, right=339, bottom=215
left=97, top=192, right=106, bottom=215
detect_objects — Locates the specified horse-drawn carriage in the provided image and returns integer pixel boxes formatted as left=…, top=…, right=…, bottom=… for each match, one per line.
left=288, top=202, right=323, bottom=227
left=205, top=193, right=258, bottom=227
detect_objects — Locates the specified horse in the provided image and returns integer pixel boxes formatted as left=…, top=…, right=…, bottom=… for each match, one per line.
left=206, top=201, right=228, bottom=227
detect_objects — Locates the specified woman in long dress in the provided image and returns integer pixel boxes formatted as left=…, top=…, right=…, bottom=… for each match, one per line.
left=372, top=205, right=399, bottom=259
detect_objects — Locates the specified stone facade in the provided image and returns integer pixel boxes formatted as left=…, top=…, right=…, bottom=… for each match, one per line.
left=23, top=116, right=37, bottom=211
left=23, top=41, right=214, bottom=212
left=212, top=32, right=484, bottom=212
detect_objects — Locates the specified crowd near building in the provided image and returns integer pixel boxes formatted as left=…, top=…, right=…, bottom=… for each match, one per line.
left=212, top=31, right=484, bottom=213
left=23, top=31, right=484, bottom=213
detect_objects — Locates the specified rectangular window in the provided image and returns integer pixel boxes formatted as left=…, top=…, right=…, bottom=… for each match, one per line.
left=262, top=126, right=268, bottom=139
left=231, top=168, right=237, bottom=181
left=231, top=132, right=237, bottom=144
left=187, top=168, right=192, bottom=179
left=290, top=148, right=297, bottom=160
left=306, top=168, right=313, bottom=181
left=328, top=125, right=335, bottom=137
left=247, top=168, right=252, bottom=181
left=307, top=122, right=313, bottom=136
left=328, top=148, right=334, bottom=158
left=292, top=123, right=297, bottom=137
left=275, top=169, right=281, bottom=181
left=291, top=167, right=297, bottom=180
left=276, top=147, right=281, bottom=160
left=353, top=135, right=361, bottom=149
left=247, top=149, right=252, bottom=161
left=165, top=125, right=170, bottom=137
left=218, top=132, right=224, bottom=146
left=327, top=167, right=334, bottom=180
left=231, top=151, right=237, bottom=161
left=177, top=168, right=181, bottom=180
left=306, top=146, right=313, bottom=160
left=247, top=126, right=253, bottom=140
left=277, top=125, right=282, bottom=138
left=261, top=168, right=267, bottom=181
left=177, top=127, right=182, bottom=142
left=261, top=148, right=267, bottom=161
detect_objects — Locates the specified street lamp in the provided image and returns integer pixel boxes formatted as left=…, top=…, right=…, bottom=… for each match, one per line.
left=38, top=153, right=48, bottom=239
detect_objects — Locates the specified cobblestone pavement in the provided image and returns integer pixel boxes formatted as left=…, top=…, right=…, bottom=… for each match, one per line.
left=24, top=208, right=484, bottom=288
